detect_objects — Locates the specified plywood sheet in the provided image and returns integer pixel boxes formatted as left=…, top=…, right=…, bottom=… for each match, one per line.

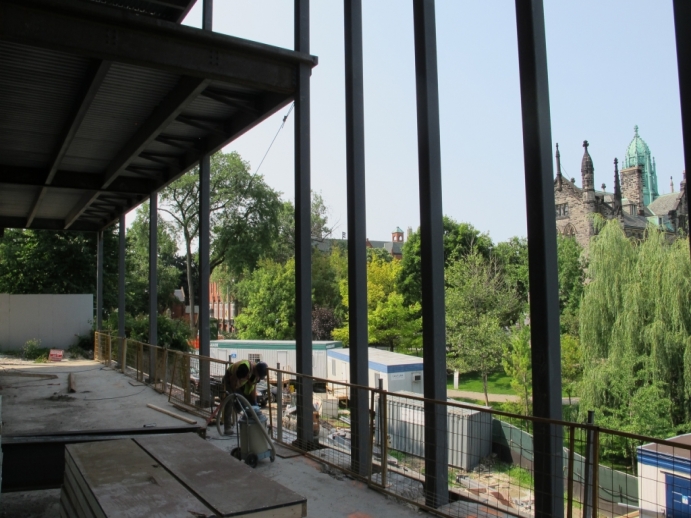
left=66, top=440, right=214, bottom=518
left=135, top=434, right=307, bottom=517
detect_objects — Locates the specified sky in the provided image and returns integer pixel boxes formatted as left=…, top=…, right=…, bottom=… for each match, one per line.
left=164, top=0, right=684, bottom=244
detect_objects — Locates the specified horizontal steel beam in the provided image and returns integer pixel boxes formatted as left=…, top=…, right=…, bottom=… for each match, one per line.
left=0, top=167, right=153, bottom=196
left=0, top=216, right=100, bottom=232
left=0, top=0, right=317, bottom=94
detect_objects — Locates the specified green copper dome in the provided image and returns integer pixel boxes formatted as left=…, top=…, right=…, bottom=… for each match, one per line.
left=625, top=125, right=651, bottom=160
left=623, top=125, right=659, bottom=205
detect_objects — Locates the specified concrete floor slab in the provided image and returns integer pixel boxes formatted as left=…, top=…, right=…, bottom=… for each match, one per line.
left=0, top=358, right=423, bottom=518
left=0, top=358, right=199, bottom=434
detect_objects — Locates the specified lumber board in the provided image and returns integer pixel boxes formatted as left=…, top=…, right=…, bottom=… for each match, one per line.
left=65, top=453, right=105, bottom=518
left=146, top=403, right=197, bottom=424
left=135, top=434, right=307, bottom=517
left=66, top=440, right=214, bottom=517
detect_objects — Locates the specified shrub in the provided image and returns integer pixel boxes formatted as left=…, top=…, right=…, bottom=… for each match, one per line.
left=22, top=338, right=43, bottom=360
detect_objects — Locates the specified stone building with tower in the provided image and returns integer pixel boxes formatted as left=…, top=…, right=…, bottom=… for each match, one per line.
left=554, top=126, right=688, bottom=249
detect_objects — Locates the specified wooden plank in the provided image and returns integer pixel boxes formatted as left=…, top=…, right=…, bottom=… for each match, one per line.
left=66, top=440, right=214, bottom=518
left=135, top=434, right=307, bottom=517
left=146, top=403, right=197, bottom=424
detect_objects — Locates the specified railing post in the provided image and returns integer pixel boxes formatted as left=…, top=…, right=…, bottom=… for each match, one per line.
left=137, top=343, right=143, bottom=382
left=380, top=379, right=388, bottom=489
left=183, top=354, right=191, bottom=405
left=592, top=427, right=599, bottom=518
left=106, top=336, right=111, bottom=368
left=277, top=363, right=283, bottom=443
left=583, top=411, right=595, bottom=518
left=368, top=388, right=376, bottom=485
left=120, top=338, right=127, bottom=374
left=169, top=352, right=179, bottom=402
left=567, top=425, right=575, bottom=518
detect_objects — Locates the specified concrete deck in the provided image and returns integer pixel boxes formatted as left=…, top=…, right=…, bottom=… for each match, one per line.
left=0, top=358, right=422, bottom=518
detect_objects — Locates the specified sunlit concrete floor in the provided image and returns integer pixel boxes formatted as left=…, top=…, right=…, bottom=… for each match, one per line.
left=0, top=358, right=423, bottom=518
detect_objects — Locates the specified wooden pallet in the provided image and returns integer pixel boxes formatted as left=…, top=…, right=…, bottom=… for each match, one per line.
left=61, top=434, right=306, bottom=517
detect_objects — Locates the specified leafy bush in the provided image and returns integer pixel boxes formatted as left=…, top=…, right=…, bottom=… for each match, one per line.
left=22, top=338, right=43, bottom=360
left=73, top=332, right=94, bottom=352
left=104, top=312, right=192, bottom=351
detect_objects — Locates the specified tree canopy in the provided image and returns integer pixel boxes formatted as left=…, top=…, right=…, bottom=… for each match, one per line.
left=579, top=219, right=691, bottom=437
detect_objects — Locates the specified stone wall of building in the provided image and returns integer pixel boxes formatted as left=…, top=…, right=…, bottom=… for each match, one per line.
left=620, top=166, right=643, bottom=211
left=554, top=181, right=593, bottom=249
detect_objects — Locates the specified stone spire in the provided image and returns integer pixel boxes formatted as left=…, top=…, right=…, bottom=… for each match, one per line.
left=555, top=143, right=563, bottom=191
left=613, top=158, right=622, bottom=216
left=671, top=176, right=675, bottom=194
left=682, top=170, right=687, bottom=191
left=581, top=140, right=595, bottom=207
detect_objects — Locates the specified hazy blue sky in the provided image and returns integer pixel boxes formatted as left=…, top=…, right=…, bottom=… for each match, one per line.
left=176, top=1, right=683, bottom=244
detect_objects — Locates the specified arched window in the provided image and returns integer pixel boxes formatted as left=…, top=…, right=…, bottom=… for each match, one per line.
left=563, top=224, right=576, bottom=238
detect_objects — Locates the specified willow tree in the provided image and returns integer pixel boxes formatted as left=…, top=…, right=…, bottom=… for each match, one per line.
left=579, top=219, right=691, bottom=440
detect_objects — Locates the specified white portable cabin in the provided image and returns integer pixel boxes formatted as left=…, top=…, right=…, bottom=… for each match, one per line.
left=209, top=340, right=343, bottom=379
left=638, top=433, right=691, bottom=518
left=326, top=348, right=424, bottom=394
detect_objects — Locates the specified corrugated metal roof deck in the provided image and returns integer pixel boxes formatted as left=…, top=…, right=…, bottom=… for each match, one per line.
left=0, top=0, right=317, bottom=231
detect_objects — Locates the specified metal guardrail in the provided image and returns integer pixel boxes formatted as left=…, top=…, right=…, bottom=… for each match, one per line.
left=93, top=334, right=691, bottom=518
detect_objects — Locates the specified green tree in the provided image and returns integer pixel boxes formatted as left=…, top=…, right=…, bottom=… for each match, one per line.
left=397, top=217, right=492, bottom=308
left=503, top=325, right=532, bottom=415
left=234, top=259, right=296, bottom=340
left=557, top=235, right=585, bottom=335
left=494, top=236, right=529, bottom=307
left=159, top=151, right=281, bottom=331
left=125, top=204, right=182, bottom=315
left=446, top=252, right=519, bottom=406
left=560, top=333, right=582, bottom=418
left=333, top=255, right=421, bottom=351
left=272, top=192, right=334, bottom=263
left=0, top=228, right=119, bottom=313
left=579, top=219, right=691, bottom=435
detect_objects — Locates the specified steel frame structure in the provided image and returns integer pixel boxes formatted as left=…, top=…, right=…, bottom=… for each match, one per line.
left=1, top=0, right=689, bottom=515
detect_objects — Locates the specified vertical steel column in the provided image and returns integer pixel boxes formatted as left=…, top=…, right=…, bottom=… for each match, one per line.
left=96, top=230, right=103, bottom=330
left=412, top=0, right=448, bottom=508
left=199, top=156, right=211, bottom=403
left=673, top=1, right=691, bottom=260
left=149, top=194, right=158, bottom=382
left=198, top=0, right=213, bottom=406
left=514, top=2, right=564, bottom=516
left=118, top=215, right=125, bottom=338
left=344, top=0, right=369, bottom=476
left=118, top=214, right=126, bottom=372
left=294, top=0, right=314, bottom=449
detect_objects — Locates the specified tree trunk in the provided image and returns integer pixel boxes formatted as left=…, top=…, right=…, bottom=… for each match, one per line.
left=185, top=238, right=196, bottom=335
left=483, top=372, right=489, bottom=407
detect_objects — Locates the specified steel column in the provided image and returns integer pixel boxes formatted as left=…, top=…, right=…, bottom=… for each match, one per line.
left=343, top=0, right=369, bottom=476
left=149, top=194, right=158, bottom=382
left=118, top=215, right=126, bottom=339
left=96, top=230, right=103, bottom=330
left=673, top=1, right=691, bottom=260
left=199, top=154, right=211, bottom=405
left=514, top=2, right=564, bottom=517
left=197, top=0, right=213, bottom=407
left=412, top=0, right=448, bottom=508
left=294, top=0, right=314, bottom=449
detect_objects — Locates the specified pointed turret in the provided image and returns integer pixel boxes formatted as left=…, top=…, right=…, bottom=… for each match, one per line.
left=581, top=140, right=595, bottom=208
left=555, top=143, right=563, bottom=191
left=613, top=158, right=622, bottom=216
left=682, top=170, right=686, bottom=191
left=671, top=176, right=675, bottom=194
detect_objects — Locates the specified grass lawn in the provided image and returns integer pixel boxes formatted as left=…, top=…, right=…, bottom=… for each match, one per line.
left=447, top=371, right=516, bottom=395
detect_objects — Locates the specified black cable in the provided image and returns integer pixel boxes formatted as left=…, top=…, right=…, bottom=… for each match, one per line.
left=254, top=102, right=294, bottom=176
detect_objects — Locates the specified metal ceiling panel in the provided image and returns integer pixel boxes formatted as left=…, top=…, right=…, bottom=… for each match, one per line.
left=0, top=186, right=39, bottom=217
left=63, top=63, right=180, bottom=172
left=37, top=189, right=87, bottom=219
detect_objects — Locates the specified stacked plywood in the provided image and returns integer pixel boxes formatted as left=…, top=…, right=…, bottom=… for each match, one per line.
left=61, top=434, right=306, bottom=517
